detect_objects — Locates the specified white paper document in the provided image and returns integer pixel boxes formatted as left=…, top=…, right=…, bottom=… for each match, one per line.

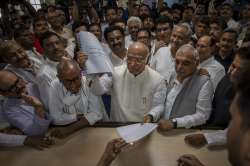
left=116, top=123, right=158, bottom=143
left=76, top=31, right=114, bottom=74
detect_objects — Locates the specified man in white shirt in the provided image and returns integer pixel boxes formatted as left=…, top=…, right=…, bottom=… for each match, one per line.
left=158, top=44, right=213, bottom=130
left=197, top=35, right=225, bottom=89
left=49, top=60, right=103, bottom=138
left=91, top=42, right=166, bottom=122
left=125, top=17, right=142, bottom=48
left=14, top=26, right=44, bottom=72
left=104, top=26, right=127, bottom=67
left=150, top=23, right=192, bottom=82
left=178, top=54, right=250, bottom=166
left=219, top=3, right=240, bottom=31
left=37, top=31, right=70, bottom=109
left=184, top=47, right=250, bottom=148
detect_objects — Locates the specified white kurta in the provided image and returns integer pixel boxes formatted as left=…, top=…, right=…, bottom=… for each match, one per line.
left=150, top=45, right=175, bottom=82
left=199, top=56, right=225, bottom=90
left=91, top=65, right=167, bottom=122
left=48, top=77, right=103, bottom=125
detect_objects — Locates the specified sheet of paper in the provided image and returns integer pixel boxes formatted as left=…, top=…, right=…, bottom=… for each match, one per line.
left=116, top=123, right=158, bottom=143
left=76, top=31, right=114, bottom=74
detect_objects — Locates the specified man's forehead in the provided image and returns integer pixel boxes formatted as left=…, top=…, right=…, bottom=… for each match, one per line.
left=173, top=27, right=186, bottom=34
left=198, top=36, right=210, bottom=43
left=108, top=31, right=123, bottom=39
left=176, top=50, right=195, bottom=60
left=46, top=35, right=60, bottom=42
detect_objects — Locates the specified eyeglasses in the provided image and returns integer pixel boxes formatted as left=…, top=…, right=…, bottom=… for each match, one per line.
left=126, top=54, right=147, bottom=64
left=61, top=75, right=81, bottom=86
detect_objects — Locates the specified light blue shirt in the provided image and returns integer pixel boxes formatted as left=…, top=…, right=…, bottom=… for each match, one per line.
left=3, top=84, right=51, bottom=136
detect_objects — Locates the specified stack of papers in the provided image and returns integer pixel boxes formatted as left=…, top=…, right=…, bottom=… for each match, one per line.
left=116, top=123, right=158, bottom=143
left=76, top=31, right=114, bottom=74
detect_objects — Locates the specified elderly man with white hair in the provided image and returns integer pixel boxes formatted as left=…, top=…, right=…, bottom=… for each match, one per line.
left=125, top=16, right=142, bottom=48
left=91, top=42, right=166, bottom=122
left=158, top=44, right=214, bottom=130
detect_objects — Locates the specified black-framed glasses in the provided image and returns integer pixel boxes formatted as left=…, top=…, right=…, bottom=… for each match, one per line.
left=61, top=75, right=81, bottom=86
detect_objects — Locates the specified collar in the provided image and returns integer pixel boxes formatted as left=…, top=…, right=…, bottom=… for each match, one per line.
left=45, top=58, right=58, bottom=69
left=174, top=73, right=193, bottom=85
left=126, top=65, right=148, bottom=81
left=200, top=56, right=214, bottom=67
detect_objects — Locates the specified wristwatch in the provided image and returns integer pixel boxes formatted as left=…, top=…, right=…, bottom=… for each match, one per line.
left=171, top=119, right=177, bottom=129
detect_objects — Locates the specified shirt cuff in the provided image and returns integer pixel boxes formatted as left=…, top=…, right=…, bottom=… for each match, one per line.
left=175, top=118, right=189, bottom=128
left=18, top=135, right=27, bottom=146
left=204, top=131, right=227, bottom=146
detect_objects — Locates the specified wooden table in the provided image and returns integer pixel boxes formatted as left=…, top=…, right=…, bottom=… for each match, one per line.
left=0, top=127, right=231, bottom=166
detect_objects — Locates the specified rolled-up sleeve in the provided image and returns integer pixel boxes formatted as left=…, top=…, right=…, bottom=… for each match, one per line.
left=84, top=90, right=103, bottom=125
left=204, top=129, right=227, bottom=147
left=0, top=133, right=27, bottom=147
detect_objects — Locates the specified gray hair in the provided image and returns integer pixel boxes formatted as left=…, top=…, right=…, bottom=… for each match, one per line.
left=127, top=16, right=142, bottom=28
left=174, top=23, right=192, bottom=39
left=176, top=44, right=200, bottom=63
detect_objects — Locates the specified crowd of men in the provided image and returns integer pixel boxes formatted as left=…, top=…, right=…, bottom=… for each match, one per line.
left=0, top=0, right=250, bottom=166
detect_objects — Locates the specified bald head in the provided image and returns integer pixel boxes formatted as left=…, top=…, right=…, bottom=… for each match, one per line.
left=57, top=59, right=80, bottom=77
left=128, top=42, right=149, bottom=60
left=127, top=42, right=149, bottom=76
left=0, top=70, right=17, bottom=91
left=57, top=59, right=82, bottom=93
left=0, top=70, right=27, bottom=97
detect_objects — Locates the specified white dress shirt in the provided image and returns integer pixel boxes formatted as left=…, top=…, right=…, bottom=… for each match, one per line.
left=0, top=133, right=26, bottom=147
left=199, top=56, right=225, bottom=90
left=91, top=65, right=167, bottom=122
left=26, top=48, right=44, bottom=72
left=49, top=77, right=103, bottom=125
left=204, top=129, right=227, bottom=147
left=36, top=59, right=59, bottom=109
left=150, top=45, right=175, bottom=82
left=227, top=18, right=240, bottom=31
left=65, top=38, right=76, bottom=58
left=164, top=76, right=213, bottom=128
left=125, top=35, right=135, bottom=49
left=109, top=52, right=126, bottom=67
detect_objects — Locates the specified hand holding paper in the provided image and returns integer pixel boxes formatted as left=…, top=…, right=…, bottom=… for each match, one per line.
left=116, top=123, right=158, bottom=143
left=76, top=32, right=114, bottom=74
